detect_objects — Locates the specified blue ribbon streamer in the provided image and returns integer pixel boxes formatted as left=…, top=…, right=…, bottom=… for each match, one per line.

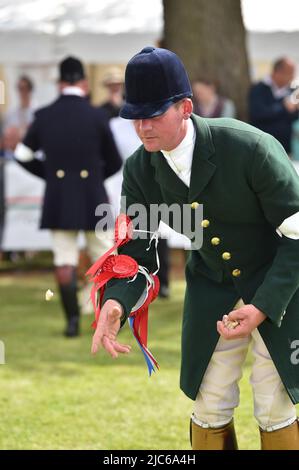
left=128, top=317, right=156, bottom=376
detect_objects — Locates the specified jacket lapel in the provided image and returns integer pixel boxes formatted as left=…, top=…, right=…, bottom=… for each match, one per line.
left=150, top=114, right=216, bottom=202
left=188, top=115, right=216, bottom=204
left=150, top=151, right=189, bottom=200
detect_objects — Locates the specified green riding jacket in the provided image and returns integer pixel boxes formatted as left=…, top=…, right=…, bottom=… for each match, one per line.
left=103, top=115, right=299, bottom=403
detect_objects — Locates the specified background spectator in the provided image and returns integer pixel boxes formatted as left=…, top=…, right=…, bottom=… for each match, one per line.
left=4, top=75, right=35, bottom=138
left=249, top=57, right=299, bottom=154
left=98, top=67, right=124, bottom=120
left=14, top=57, right=122, bottom=337
left=192, top=78, right=236, bottom=118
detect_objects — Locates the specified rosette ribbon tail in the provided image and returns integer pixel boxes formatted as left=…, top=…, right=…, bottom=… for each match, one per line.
left=128, top=315, right=159, bottom=376
left=128, top=274, right=160, bottom=375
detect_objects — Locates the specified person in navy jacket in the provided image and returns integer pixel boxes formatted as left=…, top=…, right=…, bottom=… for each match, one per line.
left=249, top=57, right=299, bottom=154
left=15, top=57, right=122, bottom=337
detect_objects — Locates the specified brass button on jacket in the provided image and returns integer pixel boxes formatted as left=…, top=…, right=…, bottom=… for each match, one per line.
left=211, top=237, right=220, bottom=246
left=191, top=202, right=199, bottom=209
left=201, top=219, right=210, bottom=228
left=56, top=169, right=65, bottom=178
left=232, top=269, right=241, bottom=277
left=80, top=169, right=89, bottom=178
left=222, top=252, right=231, bottom=260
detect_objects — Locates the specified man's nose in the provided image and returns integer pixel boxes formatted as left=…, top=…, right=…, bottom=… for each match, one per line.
left=139, top=119, right=153, bottom=131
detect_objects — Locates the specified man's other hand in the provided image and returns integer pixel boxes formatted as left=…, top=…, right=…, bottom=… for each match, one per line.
left=217, top=304, right=266, bottom=340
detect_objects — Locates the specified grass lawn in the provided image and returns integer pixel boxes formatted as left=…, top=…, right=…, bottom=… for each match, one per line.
left=0, top=272, right=297, bottom=450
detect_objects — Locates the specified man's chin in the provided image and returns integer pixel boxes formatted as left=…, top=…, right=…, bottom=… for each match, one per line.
left=143, top=141, right=161, bottom=152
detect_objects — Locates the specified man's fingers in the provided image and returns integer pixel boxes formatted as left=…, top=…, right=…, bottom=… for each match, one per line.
left=222, top=314, right=239, bottom=330
left=102, top=335, right=119, bottom=358
left=91, top=305, right=122, bottom=354
left=227, top=309, right=242, bottom=321
left=225, top=325, right=247, bottom=339
left=217, top=320, right=247, bottom=340
left=217, top=320, right=231, bottom=338
left=113, top=342, right=131, bottom=354
left=91, top=331, right=102, bottom=354
left=91, top=335, right=131, bottom=356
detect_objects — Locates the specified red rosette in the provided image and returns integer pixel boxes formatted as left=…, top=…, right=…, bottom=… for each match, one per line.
left=86, top=214, right=134, bottom=280
left=94, top=254, right=139, bottom=283
left=91, top=254, right=139, bottom=329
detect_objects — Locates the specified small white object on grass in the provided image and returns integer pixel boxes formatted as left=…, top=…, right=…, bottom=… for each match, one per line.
left=45, top=289, right=54, bottom=301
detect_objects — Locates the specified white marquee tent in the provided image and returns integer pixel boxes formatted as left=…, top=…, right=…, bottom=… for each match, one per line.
left=1, top=0, right=299, bottom=107
left=1, top=0, right=299, bottom=250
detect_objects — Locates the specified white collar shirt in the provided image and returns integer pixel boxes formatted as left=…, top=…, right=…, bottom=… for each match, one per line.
left=161, top=118, right=195, bottom=187
left=62, top=86, right=85, bottom=97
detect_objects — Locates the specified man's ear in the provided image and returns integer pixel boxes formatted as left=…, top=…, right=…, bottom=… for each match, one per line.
left=182, top=98, right=193, bottom=119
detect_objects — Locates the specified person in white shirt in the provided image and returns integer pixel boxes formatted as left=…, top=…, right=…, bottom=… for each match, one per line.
left=4, top=76, right=35, bottom=139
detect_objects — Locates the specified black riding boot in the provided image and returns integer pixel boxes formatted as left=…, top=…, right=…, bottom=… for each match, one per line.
left=56, top=266, right=80, bottom=337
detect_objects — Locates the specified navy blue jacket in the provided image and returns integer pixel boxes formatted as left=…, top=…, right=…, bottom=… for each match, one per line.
left=249, top=81, right=298, bottom=153
left=19, top=94, right=122, bottom=230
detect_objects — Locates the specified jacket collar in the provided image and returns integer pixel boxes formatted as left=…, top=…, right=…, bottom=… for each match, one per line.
left=150, top=114, right=216, bottom=202
left=61, top=86, right=85, bottom=97
left=188, top=114, right=216, bottom=203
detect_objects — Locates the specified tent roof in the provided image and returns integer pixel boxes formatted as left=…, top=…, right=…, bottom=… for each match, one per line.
left=0, top=0, right=163, bottom=35
left=1, top=0, right=299, bottom=35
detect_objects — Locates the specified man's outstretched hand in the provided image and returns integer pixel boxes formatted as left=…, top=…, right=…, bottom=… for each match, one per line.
left=91, top=299, right=131, bottom=358
left=217, top=304, right=266, bottom=340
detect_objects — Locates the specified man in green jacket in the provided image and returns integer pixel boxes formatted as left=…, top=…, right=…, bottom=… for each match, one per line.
left=91, top=47, right=299, bottom=450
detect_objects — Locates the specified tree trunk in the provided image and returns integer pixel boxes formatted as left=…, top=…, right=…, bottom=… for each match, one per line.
left=162, top=0, right=250, bottom=120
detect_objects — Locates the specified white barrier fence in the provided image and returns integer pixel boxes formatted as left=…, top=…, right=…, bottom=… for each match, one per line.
left=2, top=161, right=51, bottom=250
left=3, top=160, right=299, bottom=251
